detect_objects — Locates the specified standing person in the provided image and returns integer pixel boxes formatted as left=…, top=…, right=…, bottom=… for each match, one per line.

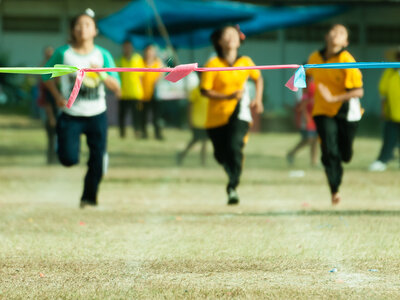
left=37, top=46, right=59, bottom=164
left=286, top=75, right=318, bottom=167
left=200, top=25, right=264, bottom=205
left=177, top=81, right=209, bottom=166
left=369, top=49, right=400, bottom=171
left=117, top=41, right=145, bottom=138
left=43, top=10, right=121, bottom=207
left=141, top=44, right=163, bottom=140
left=307, top=24, right=364, bottom=205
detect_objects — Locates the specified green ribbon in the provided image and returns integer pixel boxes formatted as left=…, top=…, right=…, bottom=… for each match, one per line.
left=0, top=64, right=79, bottom=78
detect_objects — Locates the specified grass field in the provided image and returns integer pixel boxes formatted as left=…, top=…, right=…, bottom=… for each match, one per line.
left=0, top=114, right=399, bottom=299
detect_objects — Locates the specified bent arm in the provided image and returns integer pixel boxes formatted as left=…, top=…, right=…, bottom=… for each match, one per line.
left=200, top=88, right=242, bottom=100
left=103, top=75, right=121, bottom=97
left=249, top=76, right=264, bottom=114
left=318, top=83, right=364, bottom=103
left=334, top=87, right=364, bottom=102
left=43, top=80, right=66, bottom=107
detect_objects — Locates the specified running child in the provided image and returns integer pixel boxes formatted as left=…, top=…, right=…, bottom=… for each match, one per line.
left=44, top=10, right=120, bottom=207
left=307, top=24, right=364, bottom=205
left=200, top=25, right=264, bottom=205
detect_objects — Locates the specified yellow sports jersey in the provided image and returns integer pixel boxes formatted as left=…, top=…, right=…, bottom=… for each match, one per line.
left=200, top=56, right=260, bottom=128
left=189, top=87, right=209, bottom=129
left=307, top=50, right=363, bottom=117
left=118, top=53, right=144, bottom=100
left=142, top=58, right=162, bottom=101
left=379, top=68, right=400, bottom=122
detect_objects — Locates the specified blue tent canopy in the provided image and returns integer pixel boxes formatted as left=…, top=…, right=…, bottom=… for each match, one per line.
left=98, top=0, right=347, bottom=49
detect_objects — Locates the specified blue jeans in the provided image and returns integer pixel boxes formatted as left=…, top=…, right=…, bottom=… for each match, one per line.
left=56, top=112, right=107, bottom=202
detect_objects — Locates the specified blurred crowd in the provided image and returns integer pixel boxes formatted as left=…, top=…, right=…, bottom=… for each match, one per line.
left=0, top=11, right=399, bottom=207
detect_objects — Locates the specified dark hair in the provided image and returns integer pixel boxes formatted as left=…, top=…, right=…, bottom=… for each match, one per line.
left=210, top=25, right=241, bottom=58
left=69, top=13, right=97, bottom=45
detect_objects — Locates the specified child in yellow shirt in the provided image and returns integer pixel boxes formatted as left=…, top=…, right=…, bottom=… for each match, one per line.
left=117, top=41, right=144, bottom=138
left=308, top=24, right=364, bottom=205
left=142, top=44, right=164, bottom=140
left=369, top=49, right=400, bottom=171
left=200, top=26, right=264, bottom=205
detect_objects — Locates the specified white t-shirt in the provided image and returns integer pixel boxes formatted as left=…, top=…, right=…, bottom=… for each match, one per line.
left=45, top=44, right=119, bottom=117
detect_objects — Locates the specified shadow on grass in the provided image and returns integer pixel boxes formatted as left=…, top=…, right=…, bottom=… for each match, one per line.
left=108, top=151, right=391, bottom=171
left=0, top=124, right=42, bottom=129
left=109, top=151, right=291, bottom=170
left=104, top=176, right=324, bottom=186
left=206, top=210, right=400, bottom=217
left=102, top=209, right=400, bottom=221
left=0, top=146, right=43, bottom=156
left=0, top=145, right=45, bottom=166
left=110, top=152, right=186, bottom=168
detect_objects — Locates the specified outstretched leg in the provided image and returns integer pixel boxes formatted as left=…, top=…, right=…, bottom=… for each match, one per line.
left=314, top=116, right=343, bottom=204
left=81, top=112, right=107, bottom=206
left=56, top=113, right=82, bottom=167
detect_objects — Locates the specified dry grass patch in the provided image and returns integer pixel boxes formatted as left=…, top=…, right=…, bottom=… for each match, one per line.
left=0, top=118, right=399, bottom=299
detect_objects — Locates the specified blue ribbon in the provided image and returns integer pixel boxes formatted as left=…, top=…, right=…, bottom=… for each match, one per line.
left=305, top=62, right=400, bottom=69
left=290, top=62, right=400, bottom=90
left=293, top=66, right=306, bottom=89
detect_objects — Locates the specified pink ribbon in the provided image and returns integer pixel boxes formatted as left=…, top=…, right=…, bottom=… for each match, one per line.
left=82, top=64, right=300, bottom=73
left=164, top=63, right=198, bottom=82
left=66, top=64, right=302, bottom=108
left=66, top=69, right=85, bottom=108
left=285, top=74, right=297, bottom=92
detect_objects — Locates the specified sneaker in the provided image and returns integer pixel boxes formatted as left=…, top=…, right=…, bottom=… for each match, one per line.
left=368, top=160, right=387, bottom=172
left=227, top=188, right=240, bottom=205
left=103, top=152, right=109, bottom=176
left=80, top=199, right=97, bottom=209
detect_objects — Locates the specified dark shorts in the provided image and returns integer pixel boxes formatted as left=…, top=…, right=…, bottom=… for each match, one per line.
left=192, top=127, right=208, bottom=141
left=301, top=129, right=318, bottom=140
